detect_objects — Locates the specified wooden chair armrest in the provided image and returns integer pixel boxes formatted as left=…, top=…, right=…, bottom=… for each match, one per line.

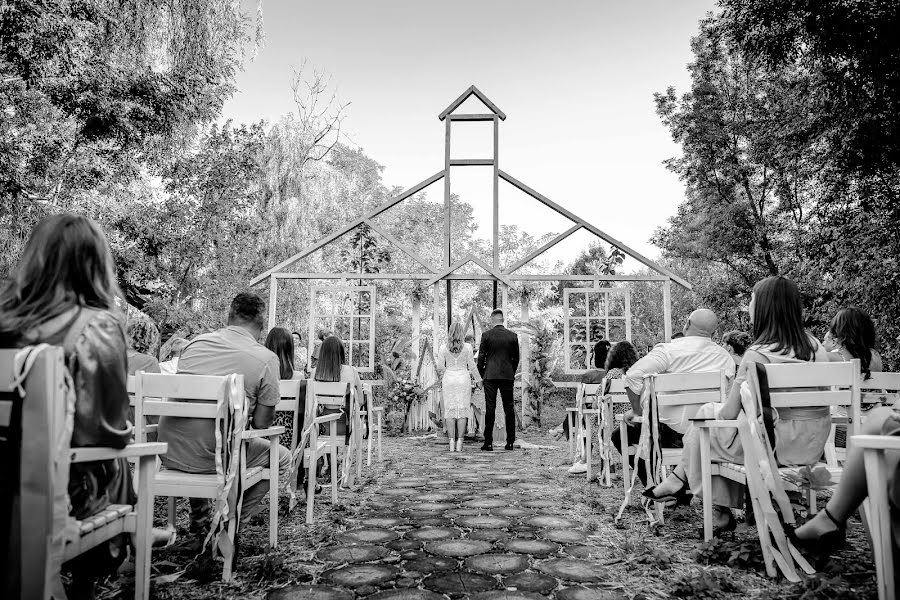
left=313, top=413, right=343, bottom=425
left=370, top=406, right=384, bottom=413
left=692, top=419, right=740, bottom=429
left=71, top=442, right=168, bottom=463
left=144, top=424, right=159, bottom=433
left=565, top=407, right=578, bottom=413
left=242, top=426, right=286, bottom=440
left=852, top=434, right=900, bottom=450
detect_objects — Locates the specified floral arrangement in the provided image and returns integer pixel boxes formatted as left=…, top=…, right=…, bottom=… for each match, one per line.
left=387, top=378, right=425, bottom=414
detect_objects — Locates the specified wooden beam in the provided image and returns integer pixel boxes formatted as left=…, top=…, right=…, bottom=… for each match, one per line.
left=504, top=224, right=582, bottom=274
left=363, top=219, right=438, bottom=273
left=438, top=85, right=507, bottom=121
left=663, top=278, right=673, bottom=342
left=448, top=114, right=496, bottom=121
left=267, top=272, right=671, bottom=282
left=467, top=255, right=517, bottom=289
left=449, top=159, right=493, bottom=166
left=425, top=254, right=477, bottom=287
left=493, top=115, right=499, bottom=270
left=498, top=170, right=692, bottom=290
left=249, top=170, right=445, bottom=286
left=444, top=119, right=451, bottom=269
left=268, top=276, right=277, bottom=331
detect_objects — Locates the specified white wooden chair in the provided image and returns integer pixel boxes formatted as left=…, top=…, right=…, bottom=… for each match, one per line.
left=1, top=347, right=166, bottom=599
left=134, top=371, right=284, bottom=581
left=615, top=370, right=728, bottom=527
left=694, top=360, right=860, bottom=582
left=361, top=382, right=384, bottom=465
left=828, top=372, right=900, bottom=465
left=598, top=378, right=631, bottom=488
left=303, top=380, right=350, bottom=523
left=854, top=433, right=900, bottom=600
left=566, top=383, right=602, bottom=482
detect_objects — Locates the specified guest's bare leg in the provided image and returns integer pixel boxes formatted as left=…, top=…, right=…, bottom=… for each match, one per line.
left=648, top=464, right=687, bottom=496
left=795, top=407, right=898, bottom=539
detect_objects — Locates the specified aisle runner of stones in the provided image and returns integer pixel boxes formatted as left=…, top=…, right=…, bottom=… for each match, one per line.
left=269, top=439, right=623, bottom=600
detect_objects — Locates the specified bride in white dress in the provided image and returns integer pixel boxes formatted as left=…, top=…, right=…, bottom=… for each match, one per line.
left=437, top=321, right=482, bottom=452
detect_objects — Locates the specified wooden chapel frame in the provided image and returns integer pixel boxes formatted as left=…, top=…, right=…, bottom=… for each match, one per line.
left=251, top=86, right=693, bottom=416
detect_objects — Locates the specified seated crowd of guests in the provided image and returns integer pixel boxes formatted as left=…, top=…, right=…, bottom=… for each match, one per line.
left=0, top=215, right=366, bottom=596
left=1, top=213, right=896, bottom=595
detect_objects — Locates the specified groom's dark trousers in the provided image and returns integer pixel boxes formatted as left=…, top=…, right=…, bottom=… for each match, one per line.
left=483, top=380, right=515, bottom=446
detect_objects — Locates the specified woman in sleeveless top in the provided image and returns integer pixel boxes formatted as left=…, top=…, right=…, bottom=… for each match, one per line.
left=437, top=321, right=482, bottom=452
left=0, top=215, right=140, bottom=597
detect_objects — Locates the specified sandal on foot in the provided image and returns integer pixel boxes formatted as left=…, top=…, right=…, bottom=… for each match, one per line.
left=788, top=507, right=846, bottom=555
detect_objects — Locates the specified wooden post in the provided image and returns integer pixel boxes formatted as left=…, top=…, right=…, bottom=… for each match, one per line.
left=432, top=282, right=441, bottom=354
left=492, top=115, right=499, bottom=270
left=412, top=294, right=421, bottom=367
left=446, top=280, right=452, bottom=329
left=267, top=275, right=277, bottom=331
left=663, top=278, right=672, bottom=342
left=492, top=280, right=498, bottom=309
left=501, top=285, right=509, bottom=323
left=444, top=118, right=451, bottom=269
left=521, top=293, right=530, bottom=425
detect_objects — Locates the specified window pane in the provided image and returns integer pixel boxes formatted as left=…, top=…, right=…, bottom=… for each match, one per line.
left=569, top=320, right=587, bottom=343
left=589, top=320, right=605, bottom=343
left=569, top=292, right=586, bottom=317
left=609, top=319, right=626, bottom=342
left=353, top=342, right=371, bottom=368
left=588, top=293, right=606, bottom=317
left=314, top=317, right=332, bottom=338
left=336, top=292, right=354, bottom=316
left=358, top=290, right=372, bottom=315
left=353, top=317, right=371, bottom=341
left=609, top=293, right=626, bottom=317
left=334, top=317, right=351, bottom=341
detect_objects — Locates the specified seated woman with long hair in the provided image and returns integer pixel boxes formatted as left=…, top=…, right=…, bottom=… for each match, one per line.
left=310, top=336, right=365, bottom=445
left=0, top=214, right=170, bottom=598
left=826, top=306, right=883, bottom=375
left=647, top=276, right=831, bottom=532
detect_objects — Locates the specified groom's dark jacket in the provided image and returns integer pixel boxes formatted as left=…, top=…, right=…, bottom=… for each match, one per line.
left=477, top=325, right=520, bottom=380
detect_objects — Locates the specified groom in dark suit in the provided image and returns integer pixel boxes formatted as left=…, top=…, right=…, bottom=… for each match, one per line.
left=477, top=309, right=520, bottom=451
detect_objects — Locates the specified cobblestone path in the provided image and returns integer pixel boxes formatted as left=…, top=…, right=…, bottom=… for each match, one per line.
left=268, top=438, right=621, bottom=600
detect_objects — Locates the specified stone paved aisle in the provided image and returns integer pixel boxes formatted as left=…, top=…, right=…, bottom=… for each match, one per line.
left=267, top=437, right=621, bottom=600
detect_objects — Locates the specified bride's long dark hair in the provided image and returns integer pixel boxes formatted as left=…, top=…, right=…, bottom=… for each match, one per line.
left=0, top=213, right=122, bottom=338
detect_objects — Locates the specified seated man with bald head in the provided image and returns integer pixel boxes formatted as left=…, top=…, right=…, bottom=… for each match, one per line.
left=611, top=309, right=735, bottom=485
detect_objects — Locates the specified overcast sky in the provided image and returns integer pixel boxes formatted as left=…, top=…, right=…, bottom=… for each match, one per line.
left=223, top=0, right=718, bottom=271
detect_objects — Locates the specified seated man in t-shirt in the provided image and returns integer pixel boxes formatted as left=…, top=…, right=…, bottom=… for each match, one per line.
left=612, top=309, right=735, bottom=487
left=158, top=293, right=290, bottom=533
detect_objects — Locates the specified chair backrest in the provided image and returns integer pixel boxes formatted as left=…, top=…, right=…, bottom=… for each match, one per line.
left=861, top=371, right=900, bottom=408
left=134, top=372, right=246, bottom=445
left=308, top=380, right=350, bottom=410
left=361, top=382, right=373, bottom=406
left=1, top=346, right=66, bottom=600
left=760, top=360, right=859, bottom=410
left=277, top=379, right=302, bottom=415
left=652, top=370, right=729, bottom=406
left=576, top=383, right=603, bottom=408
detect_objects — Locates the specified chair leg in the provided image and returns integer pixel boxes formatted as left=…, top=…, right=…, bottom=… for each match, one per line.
left=306, top=455, right=316, bottom=524
left=619, top=421, right=630, bottom=492
left=367, top=420, right=373, bottom=466
left=585, top=418, right=593, bottom=483
left=222, top=518, right=237, bottom=582
left=808, top=489, right=817, bottom=515
left=134, top=455, right=155, bottom=600
left=700, top=429, right=713, bottom=542
left=863, top=448, right=894, bottom=600
left=331, top=447, right=338, bottom=502
left=167, top=496, right=176, bottom=529
left=269, top=436, right=278, bottom=549
left=377, top=412, right=383, bottom=461
left=567, top=412, right=575, bottom=458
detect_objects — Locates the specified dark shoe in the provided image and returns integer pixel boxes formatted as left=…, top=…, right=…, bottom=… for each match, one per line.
left=480, top=444, right=493, bottom=451
left=642, top=473, right=692, bottom=506
left=788, top=507, right=846, bottom=555
left=504, top=443, right=515, bottom=451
